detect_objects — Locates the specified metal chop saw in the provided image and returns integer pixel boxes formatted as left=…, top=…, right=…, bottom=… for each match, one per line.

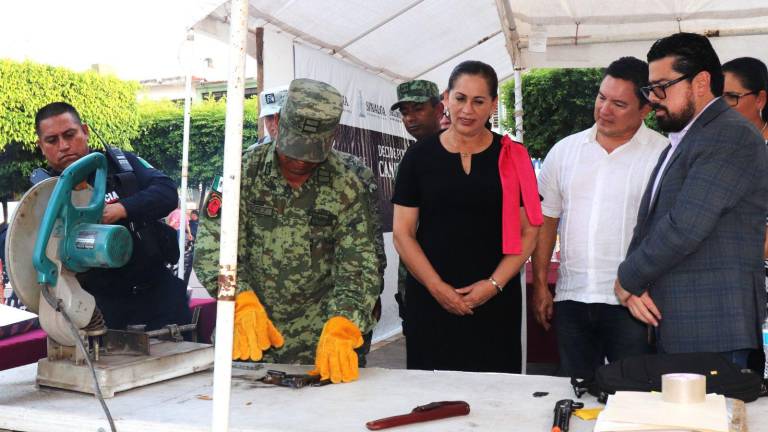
left=5, top=153, right=213, bottom=398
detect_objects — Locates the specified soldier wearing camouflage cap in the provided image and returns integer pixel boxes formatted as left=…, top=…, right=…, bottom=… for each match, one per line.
left=391, top=79, right=444, bottom=141
left=194, top=78, right=385, bottom=384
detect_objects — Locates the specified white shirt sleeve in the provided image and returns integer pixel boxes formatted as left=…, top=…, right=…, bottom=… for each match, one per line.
left=537, top=140, right=564, bottom=218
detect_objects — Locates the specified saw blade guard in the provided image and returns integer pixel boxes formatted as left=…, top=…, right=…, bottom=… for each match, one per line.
left=33, top=152, right=132, bottom=285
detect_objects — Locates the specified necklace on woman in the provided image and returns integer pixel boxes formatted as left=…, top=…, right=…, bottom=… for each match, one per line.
left=450, top=140, right=473, bottom=158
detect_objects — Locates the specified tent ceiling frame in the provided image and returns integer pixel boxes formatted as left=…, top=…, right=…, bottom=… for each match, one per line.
left=413, top=30, right=503, bottom=79
left=337, top=0, right=425, bottom=51
left=193, top=1, right=768, bottom=85
left=517, top=25, right=768, bottom=48
left=513, top=8, right=768, bottom=26
left=211, top=3, right=411, bottom=82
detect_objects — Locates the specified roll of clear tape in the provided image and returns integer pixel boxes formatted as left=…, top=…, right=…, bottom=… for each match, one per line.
left=661, top=373, right=706, bottom=403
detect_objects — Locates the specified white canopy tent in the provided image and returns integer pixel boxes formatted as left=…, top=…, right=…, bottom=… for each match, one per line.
left=190, top=0, right=768, bottom=85
left=187, top=0, right=768, bottom=347
left=186, top=2, right=768, bottom=430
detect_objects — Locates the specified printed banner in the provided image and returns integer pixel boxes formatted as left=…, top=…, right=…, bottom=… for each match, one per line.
left=294, top=43, right=412, bottom=232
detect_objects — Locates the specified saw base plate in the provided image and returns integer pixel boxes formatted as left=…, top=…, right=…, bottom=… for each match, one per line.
left=36, top=339, right=213, bottom=398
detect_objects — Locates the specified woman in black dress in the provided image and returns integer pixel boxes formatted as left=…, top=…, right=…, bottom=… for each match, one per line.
left=392, top=61, right=541, bottom=373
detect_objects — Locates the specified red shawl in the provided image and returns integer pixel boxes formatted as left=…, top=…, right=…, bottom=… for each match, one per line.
left=498, top=135, right=543, bottom=254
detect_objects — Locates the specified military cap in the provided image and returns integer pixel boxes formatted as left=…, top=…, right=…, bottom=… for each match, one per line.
left=275, top=78, right=343, bottom=163
left=259, top=85, right=289, bottom=119
left=390, top=79, right=439, bottom=111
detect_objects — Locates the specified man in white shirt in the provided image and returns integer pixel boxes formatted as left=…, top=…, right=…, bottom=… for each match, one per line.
left=532, top=57, right=669, bottom=377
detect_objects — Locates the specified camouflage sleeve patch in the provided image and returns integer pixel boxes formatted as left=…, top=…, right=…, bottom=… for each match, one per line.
left=205, top=191, right=222, bottom=219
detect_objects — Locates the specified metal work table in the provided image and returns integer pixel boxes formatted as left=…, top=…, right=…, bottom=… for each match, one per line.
left=0, top=363, right=766, bottom=431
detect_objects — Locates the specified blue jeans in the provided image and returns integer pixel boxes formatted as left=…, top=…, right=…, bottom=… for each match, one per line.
left=554, top=300, right=652, bottom=377
left=655, top=337, right=754, bottom=369
left=719, top=349, right=752, bottom=369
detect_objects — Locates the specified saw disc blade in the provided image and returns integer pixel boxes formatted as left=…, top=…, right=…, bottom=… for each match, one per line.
left=5, top=178, right=94, bottom=313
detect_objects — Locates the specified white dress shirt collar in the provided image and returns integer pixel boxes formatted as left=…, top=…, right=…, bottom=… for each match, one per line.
left=667, top=97, right=720, bottom=148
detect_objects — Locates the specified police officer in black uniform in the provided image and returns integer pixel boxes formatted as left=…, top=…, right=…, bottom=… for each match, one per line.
left=19, top=102, right=191, bottom=330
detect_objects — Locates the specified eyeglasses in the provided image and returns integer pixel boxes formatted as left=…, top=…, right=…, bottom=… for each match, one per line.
left=723, top=91, right=758, bottom=107
left=640, top=72, right=695, bottom=101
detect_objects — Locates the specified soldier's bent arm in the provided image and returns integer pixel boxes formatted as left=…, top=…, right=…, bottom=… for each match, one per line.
left=327, top=194, right=381, bottom=334
left=193, top=213, right=221, bottom=297
left=193, top=155, right=260, bottom=298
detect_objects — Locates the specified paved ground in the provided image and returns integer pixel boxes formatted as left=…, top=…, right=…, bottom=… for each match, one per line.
left=367, top=334, right=407, bottom=368
left=367, top=334, right=559, bottom=375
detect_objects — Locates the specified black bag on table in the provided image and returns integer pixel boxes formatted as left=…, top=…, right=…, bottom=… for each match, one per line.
left=593, top=353, right=764, bottom=403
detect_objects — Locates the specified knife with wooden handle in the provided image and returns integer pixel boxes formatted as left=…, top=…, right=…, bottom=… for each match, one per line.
left=365, top=401, right=470, bottom=430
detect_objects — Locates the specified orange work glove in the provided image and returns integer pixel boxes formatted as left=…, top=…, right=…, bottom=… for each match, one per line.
left=232, top=291, right=284, bottom=361
left=310, top=316, right=364, bottom=383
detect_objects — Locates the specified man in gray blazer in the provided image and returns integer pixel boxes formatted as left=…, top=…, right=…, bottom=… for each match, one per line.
left=614, top=32, right=768, bottom=368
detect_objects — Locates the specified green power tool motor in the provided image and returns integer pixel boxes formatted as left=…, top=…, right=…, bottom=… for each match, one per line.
left=33, top=152, right=133, bottom=286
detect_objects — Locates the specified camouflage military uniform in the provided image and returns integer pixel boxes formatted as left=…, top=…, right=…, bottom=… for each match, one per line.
left=194, top=143, right=383, bottom=364
left=336, top=151, right=386, bottom=295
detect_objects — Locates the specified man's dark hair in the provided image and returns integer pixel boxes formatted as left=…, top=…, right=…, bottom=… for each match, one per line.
left=35, top=102, right=82, bottom=134
left=605, top=56, right=650, bottom=106
left=428, top=96, right=441, bottom=107
left=647, top=32, right=723, bottom=96
left=448, top=60, right=498, bottom=98
left=722, top=57, right=768, bottom=122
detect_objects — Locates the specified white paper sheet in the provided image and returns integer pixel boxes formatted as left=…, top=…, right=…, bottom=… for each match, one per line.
left=595, top=391, right=728, bottom=432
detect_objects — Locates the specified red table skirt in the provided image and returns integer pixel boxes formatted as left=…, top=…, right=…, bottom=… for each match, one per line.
left=525, top=262, right=560, bottom=363
left=0, top=297, right=216, bottom=371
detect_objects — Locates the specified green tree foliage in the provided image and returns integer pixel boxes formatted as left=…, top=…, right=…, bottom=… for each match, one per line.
left=131, top=98, right=259, bottom=187
left=0, top=142, right=46, bottom=202
left=0, top=60, right=140, bottom=200
left=0, top=60, right=140, bottom=151
left=501, top=68, right=662, bottom=159
left=501, top=68, right=604, bottom=159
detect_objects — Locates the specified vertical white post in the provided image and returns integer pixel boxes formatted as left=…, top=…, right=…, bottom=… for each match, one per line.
left=178, top=31, right=194, bottom=279
left=514, top=68, right=523, bottom=142
left=514, top=66, right=527, bottom=374
left=211, top=0, right=248, bottom=430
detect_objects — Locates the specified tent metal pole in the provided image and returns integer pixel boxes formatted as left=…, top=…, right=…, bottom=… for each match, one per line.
left=513, top=66, right=526, bottom=373
left=177, top=31, right=194, bottom=278
left=494, top=0, right=528, bottom=375
left=211, top=0, right=248, bottom=430
left=493, top=0, right=523, bottom=67
left=514, top=68, right=523, bottom=142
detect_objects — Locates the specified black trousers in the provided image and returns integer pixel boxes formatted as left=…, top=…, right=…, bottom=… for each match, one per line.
left=91, top=268, right=192, bottom=331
